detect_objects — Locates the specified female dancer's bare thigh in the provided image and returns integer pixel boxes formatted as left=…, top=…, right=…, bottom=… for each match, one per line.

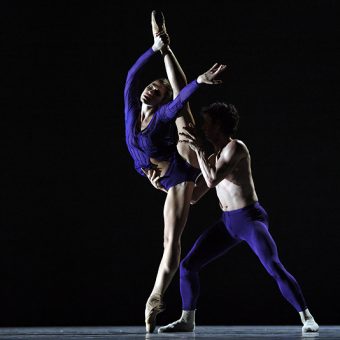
left=163, top=181, right=195, bottom=241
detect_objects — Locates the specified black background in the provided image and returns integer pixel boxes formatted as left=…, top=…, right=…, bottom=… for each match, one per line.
left=1, top=0, right=340, bottom=327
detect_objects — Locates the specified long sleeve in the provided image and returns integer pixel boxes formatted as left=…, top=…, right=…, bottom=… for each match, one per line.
left=124, top=48, right=157, bottom=177
left=158, top=80, right=201, bottom=122
left=124, top=47, right=156, bottom=132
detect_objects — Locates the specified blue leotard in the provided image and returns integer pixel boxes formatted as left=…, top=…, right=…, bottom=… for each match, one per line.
left=124, top=48, right=201, bottom=187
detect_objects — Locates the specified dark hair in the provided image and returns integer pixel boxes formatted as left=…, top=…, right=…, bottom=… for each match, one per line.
left=201, top=102, right=239, bottom=137
left=156, top=78, right=173, bottom=103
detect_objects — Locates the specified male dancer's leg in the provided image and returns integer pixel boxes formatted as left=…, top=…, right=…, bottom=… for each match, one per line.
left=244, top=220, right=319, bottom=331
left=245, top=220, right=306, bottom=311
left=159, top=219, right=241, bottom=332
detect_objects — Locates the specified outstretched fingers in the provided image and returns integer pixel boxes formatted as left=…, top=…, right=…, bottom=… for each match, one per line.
left=210, top=64, right=227, bottom=83
left=218, top=64, right=227, bottom=73
left=212, top=64, right=227, bottom=75
left=208, top=63, right=219, bottom=72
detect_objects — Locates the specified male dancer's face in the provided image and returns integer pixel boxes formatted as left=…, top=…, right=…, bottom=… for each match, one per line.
left=140, top=80, right=168, bottom=106
left=201, top=114, right=218, bottom=142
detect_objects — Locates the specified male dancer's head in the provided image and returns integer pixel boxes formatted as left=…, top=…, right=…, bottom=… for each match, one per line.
left=200, top=102, right=239, bottom=147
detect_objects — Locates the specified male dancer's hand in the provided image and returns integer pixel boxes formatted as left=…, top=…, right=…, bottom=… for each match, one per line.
left=197, top=63, right=227, bottom=84
left=179, top=123, right=205, bottom=152
left=142, top=168, right=168, bottom=193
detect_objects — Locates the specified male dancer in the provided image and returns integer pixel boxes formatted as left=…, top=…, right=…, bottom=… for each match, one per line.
left=151, top=102, right=319, bottom=333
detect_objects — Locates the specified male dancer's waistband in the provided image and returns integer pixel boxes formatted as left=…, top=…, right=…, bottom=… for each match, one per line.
left=223, top=201, right=261, bottom=215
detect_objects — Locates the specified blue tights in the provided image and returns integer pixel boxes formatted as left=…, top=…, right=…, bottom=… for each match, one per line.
left=180, top=202, right=307, bottom=312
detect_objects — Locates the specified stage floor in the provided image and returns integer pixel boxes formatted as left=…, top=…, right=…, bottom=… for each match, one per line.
left=0, top=326, right=339, bottom=339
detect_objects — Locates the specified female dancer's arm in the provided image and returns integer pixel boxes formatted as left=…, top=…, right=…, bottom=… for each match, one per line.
left=158, top=63, right=227, bottom=122
left=124, top=35, right=168, bottom=176
left=124, top=36, right=167, bottom=130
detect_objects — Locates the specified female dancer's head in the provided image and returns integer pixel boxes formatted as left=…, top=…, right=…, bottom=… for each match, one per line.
left=140, top=78, right=173, bottom=107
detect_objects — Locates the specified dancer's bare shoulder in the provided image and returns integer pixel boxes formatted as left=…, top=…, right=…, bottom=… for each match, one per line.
left=230, top=139, right=249, bottom=153
left=219, top=139, right=249, bottom=164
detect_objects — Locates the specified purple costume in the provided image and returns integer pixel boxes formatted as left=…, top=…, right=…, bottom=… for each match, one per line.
left=180, top=202, right=307, bottom=312
left=124, top=48, right=201, bottom=189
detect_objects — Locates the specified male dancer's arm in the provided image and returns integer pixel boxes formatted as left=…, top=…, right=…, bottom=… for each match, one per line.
left=190, top=154, right=217, bottom=203
left=197, top=143, right=245, bottom=188
left=180, top=128, right=246, bottom=188
left=190, top=174, right=209, bottom=204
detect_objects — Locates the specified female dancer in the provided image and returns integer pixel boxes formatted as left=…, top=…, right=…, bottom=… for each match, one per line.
left=123, top=11, right=226, bottom=333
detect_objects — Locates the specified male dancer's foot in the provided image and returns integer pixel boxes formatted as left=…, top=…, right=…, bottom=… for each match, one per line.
left=300, top=308, right=319, bottom=333
left=151, top=10, right=167, bottom=38
left=302, top=319, right=319, bottom=332
left=145, top=293, right=165, bottom=333
left=158, top=310, right=195, bottom=333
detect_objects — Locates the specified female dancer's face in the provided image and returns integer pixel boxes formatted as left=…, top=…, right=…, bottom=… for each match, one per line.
left=140, top=80, right=168, bottom=106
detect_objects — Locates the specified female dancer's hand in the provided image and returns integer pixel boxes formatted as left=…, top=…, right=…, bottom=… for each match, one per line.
left=179, top=123, right=205, bottom=152
left=197, top=63, right=227, bottom=84
left=152, top=32, right=170, bottom=52
left=142, top=168, right=168, bottom=193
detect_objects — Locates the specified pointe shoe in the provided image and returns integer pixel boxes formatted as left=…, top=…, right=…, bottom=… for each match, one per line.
left=302, top=318, right=319, bottom=332
left=145, top=294, right=165, bottom=333
left=151, top=10, right=167, bottom=38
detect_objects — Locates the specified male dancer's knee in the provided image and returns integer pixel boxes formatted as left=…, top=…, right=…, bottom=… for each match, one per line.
left=265, top=257, right=287, bottom=280
left=180, top=255, right=200, bottom=277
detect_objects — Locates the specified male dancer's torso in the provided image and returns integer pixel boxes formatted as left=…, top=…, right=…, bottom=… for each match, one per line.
left=214, top=140, right=259, bottom=211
